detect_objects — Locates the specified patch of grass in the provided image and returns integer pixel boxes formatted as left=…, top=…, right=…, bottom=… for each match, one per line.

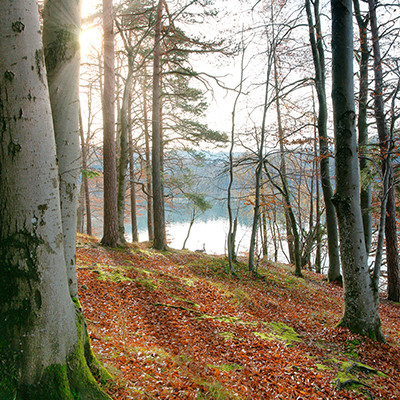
left=181, top=277, right=198, bottom=287
left=253, top=321, right=301, bottom=345
left=134, top=278, right=157, bottom=290
left=196, top=378, right=242, bottom=400
left=219, top=332, right=234, bottom=340
left=95, top=267, right=132, bottom=283
left=170, top=295, right=200, bottom=308
left=207, top=363, right=243, bottom=372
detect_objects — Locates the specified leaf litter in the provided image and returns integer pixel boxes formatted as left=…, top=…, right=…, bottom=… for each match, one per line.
left=76, top=235, right=400, bottom=399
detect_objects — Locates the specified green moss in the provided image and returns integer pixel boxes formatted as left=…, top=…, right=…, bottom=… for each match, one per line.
left=196, top=378, right=241, bottom=400
left=96, top=269, right=132, bottom=283
left=66, top=303, right=112, bottom=400
left=315, top=363, right=332, bottom=371
left=134, top=278, right=157, bottom=290
left=254, top=322, right=301, bottom=345
left=44, top=27, right=79, bottom=73
left=18, top=364, right=74, bottom=400
left=207, top=363, right=243, bottom=372
left=219, top=332, right=234, bottom=340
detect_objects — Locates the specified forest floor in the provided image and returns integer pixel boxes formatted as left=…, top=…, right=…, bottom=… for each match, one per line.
left=76, top=234, right=400, bottom=400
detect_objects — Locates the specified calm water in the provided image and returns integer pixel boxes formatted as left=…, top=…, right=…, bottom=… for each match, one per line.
left=128, top=218, right=251, bottom=255
left=128, top=218, right=290, bottom=262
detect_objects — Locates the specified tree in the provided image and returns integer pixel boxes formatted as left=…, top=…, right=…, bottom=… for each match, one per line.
left=101, top=0, right=120, bottom=247
left=305, top=0, right=341, bottom=282
left=42, top=0, right=82, bottom=297
left=152, top=0, right=167, bottom=250
left=331, top=0, right=383, bottom=340
left=0, top=1, right=110, bottom=397
left=368, top=0, right=400, bottom=302
left=353, top=0, right=372, bottom=253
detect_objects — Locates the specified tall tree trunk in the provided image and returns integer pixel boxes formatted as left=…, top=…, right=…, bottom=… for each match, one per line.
left=0, top=2, right=111, bottom=397
left=77, top=182, right=85, bottom=233
left=128, top=93, right=138, bottom=242
left=227, top=42, right=245, bottom=274
left=117, top=64, right=134, bottom=244
left=143, top=75, right=154, bottom=241
left=43, top=0, right=82, bottom=297
left=79, top=103, right=93, bottom=236
left=331, top=0, right=383, bottom=340
left=101, top=0, right=120, bottom=247
left=305, top=0, right=341, bottom=281
left=354, top=0, right=372, bottom=253
left=368, top=0, right=400, bottom=302
left=152, top=0, right=166, bottom=250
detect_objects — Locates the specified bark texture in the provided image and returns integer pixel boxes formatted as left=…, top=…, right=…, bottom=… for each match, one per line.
left=43, top=0, right=81, bottom=297
left=152, top=0, right=166, bottom=250
left=0, top=2, right=111, bottom=397
left=101, top=0, right=120, bottom=247
left=368, top=0, right=400, bottom=302
left=305, top=0, right=341, bottom=281
left=331, top=0, right=383, bottom=340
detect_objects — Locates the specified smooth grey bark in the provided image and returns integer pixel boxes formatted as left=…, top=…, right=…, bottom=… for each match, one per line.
left=0, top=2, right=111, bottom=397
left=117, top=63, right=134, bottom=244
left=227, top=42, right=245, bottom=274
left=79, top=102, right=93, bottom=236
left=368, top=0, right=400, bottom=302
left=101, top=0, right=120, bottom=247
left=143, top=74, right=154, bottom=241
left=248, top=81, right=269, bottom=273
left=354, top=0, right=372, bottom=253
left=77, top=182, right=85, bottom=233
left=42, top=0, right=81, bottom=297
left=152, top=0, right=166, bottom=250
left=305, top=0, right=341, bottom=282
left=273, top=53, right=295, bottom=268
left=331, top=0, right=383, bottom=340
left=128, top=94, right=138, bottom=243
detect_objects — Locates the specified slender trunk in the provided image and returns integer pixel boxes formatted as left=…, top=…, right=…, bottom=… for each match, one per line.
left=182, top=210, right=196, bottom=249
left=368, top=0, right=400, bottom=302
left=227, top=43, right=245, bottom=274
left=79, top=103, right=92, bottom=235
left=305, top=0, right=341, bottom=281
left=331, top=0, right=383, bottom=340
left=152, top=0, right=166, bottom=250
left=273, top=46, right=302, bottom=275
left=314, top=109, right=322, bottom=273
left=354, top=0, right=372, bottom=253
left=77, top=182, right=85, bottom=233
left=249, top=113, right=267, bottom=272
left=101, top=0, right=120, bottom=247
left=128, top=95, right=138, bottom=243
left=117, top=66, right=134, bottom=244
left=143, top=75, right=154, bottom=241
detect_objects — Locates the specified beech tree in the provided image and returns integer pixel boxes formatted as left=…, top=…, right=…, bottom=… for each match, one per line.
left=0, top=0, right=110, bottom=397
left=305, top=0, right=341, bottom=282
left=368, top=0, right=400, bottom=302
left=331, top=0, right=383, bottom=340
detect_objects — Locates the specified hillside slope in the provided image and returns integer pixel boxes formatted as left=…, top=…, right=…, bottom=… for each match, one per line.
left=76, top=234, right=400, bottom=399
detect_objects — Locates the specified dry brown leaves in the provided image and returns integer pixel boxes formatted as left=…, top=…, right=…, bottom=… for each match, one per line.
left=76, top=236, right=400, bottom=400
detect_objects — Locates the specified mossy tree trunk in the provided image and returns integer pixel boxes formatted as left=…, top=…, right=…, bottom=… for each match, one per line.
left=331, top=0, right=383, bottom=341
left=0, top=1, right=111, bottom=398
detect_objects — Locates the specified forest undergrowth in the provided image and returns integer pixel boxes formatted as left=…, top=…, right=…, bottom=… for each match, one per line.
left=76, top=234, right=400, bottom=399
